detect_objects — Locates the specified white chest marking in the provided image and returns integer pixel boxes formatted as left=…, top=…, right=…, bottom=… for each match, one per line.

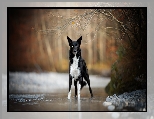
left=70, top=55, right=80, bottom=80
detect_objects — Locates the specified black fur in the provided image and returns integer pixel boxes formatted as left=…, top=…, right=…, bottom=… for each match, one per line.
left=67, top=36, right=93, bottom=98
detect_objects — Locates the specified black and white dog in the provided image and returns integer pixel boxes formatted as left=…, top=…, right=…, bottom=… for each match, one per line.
left=67, top=36, right=93, bottom=99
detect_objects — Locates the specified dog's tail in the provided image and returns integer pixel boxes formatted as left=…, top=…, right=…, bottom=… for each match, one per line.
left=81, top=80, right=87, bottom=90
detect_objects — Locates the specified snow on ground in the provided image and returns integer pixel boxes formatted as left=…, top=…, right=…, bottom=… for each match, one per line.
left=8, top=72, right=110, bottom=93
left=103, top=89, right=146, bottom=111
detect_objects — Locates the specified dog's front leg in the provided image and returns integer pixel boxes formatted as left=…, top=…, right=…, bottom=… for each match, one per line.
left=78, top=77, right=82, bottom=99
left=68, top=75, right=72, bottom=99
left=74, top=80, right=77, bottom=98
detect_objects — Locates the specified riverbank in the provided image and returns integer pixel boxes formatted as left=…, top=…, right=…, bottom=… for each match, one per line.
left=103, top=89, right=146, bottom=111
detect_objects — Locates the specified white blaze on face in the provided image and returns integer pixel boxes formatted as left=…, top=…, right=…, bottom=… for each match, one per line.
left=70, top=55, right=80, bottom=80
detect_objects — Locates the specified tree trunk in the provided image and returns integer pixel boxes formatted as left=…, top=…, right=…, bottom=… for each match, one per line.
left=34, top=10, right=44, bottom=57
left=88, top=25, right=92, bottom=69
left=58, top=29, right=62, bottom=63
left=40, top=9, right=56, bottom=71
left=99, top=14, right=106, bottom=62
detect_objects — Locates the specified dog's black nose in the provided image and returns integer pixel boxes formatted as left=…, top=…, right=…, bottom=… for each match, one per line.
left=73, top=50, right=77, bottom=53
left=72, top=48, right=77, bottom=54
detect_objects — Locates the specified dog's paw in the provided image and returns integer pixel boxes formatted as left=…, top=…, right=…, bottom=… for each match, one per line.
left=68, top=95, right=71, bottom=99
left=68, top=92, right=71, bottom=99
left=78, top=94, right=80, bottom=100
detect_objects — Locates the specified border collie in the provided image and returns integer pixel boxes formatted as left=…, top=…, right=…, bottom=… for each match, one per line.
left=67, top=36, right=93, bottom=99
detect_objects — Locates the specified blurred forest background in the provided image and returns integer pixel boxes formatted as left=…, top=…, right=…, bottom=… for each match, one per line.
left=8, top=8, right=147, bottom=95
left=9, top=9, right=119, bottom=75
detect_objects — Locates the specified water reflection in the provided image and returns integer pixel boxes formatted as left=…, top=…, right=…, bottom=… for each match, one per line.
left=68, top=97, right=86, bottom=111
left=9, top=91, right=109, bottom=111
left=78, top=98, right=81, bottom=111
left=68, top=98, right=72, bottom=111
left=9, top=91, right=145, bottom=111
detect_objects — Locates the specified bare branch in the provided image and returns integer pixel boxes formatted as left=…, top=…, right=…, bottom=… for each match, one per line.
left=37, top=9, right=98, bottom=34
left=96, top=9, right=136, bottom=49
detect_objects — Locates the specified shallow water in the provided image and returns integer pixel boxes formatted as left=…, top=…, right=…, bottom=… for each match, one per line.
left=9, top=88, right=109, bottom=111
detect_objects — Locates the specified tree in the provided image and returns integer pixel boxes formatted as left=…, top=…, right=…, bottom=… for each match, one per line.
left=99, top=9, right=147, bottom=95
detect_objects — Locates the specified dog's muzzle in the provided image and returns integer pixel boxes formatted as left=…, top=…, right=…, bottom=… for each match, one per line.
left=73, top=50, right=77, bottom=54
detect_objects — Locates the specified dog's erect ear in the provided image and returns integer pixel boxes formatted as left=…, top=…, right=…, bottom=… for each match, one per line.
left=67, top=36, right=72, bottom=46
left=77, top=36, right=82, bottom=45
